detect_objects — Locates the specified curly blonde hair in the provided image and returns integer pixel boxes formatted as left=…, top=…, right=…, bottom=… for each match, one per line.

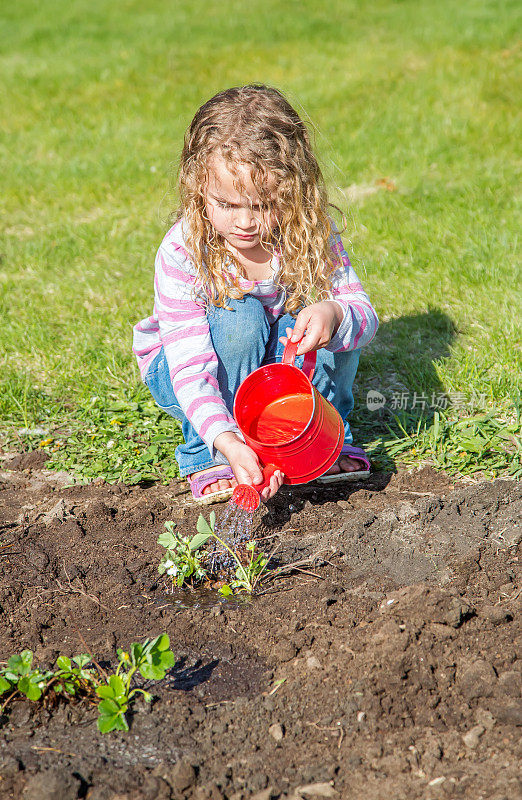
left=176, top=84, right=340, bottom=314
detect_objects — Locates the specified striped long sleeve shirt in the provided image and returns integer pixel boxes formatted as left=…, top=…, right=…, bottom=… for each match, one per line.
left=132, top=219, right=378, bottom=459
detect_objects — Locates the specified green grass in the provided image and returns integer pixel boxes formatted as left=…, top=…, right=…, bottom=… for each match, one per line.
left=1, top=0, right=521, bottom=481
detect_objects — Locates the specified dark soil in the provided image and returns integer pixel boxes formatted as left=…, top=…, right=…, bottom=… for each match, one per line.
left=0, top=452, right=520, bottom=800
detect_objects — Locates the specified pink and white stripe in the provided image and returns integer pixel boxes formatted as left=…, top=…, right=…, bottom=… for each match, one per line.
left=133, top=218, right=378, bottom=458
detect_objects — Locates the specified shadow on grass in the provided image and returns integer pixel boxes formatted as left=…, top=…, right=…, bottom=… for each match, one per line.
left=351, top=307, right=457, bottom=471
left=255, top=309, right=458, bottom=523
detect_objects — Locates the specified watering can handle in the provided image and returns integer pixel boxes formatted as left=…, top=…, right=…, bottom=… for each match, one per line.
left=282, top=339, right=316, bottom=381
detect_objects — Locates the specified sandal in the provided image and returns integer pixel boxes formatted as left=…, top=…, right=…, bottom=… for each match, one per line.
left=316, top=444, right=371, bottom=484
left=187, top=465, right=236, bottom=505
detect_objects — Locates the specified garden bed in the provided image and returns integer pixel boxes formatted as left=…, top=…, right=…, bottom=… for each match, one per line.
left=0, top=452, right=520, bottom=799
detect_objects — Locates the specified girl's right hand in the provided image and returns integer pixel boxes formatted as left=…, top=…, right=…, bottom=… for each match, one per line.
left=213, top=432, right=284, bottom=501
left=279, top=300, right=344, bottom=355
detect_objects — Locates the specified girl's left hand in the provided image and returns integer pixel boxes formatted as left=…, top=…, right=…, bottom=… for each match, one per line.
left=279, top=301, right=343, bottom=355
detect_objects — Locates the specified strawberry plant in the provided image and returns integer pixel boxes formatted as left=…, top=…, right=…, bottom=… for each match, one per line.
left=157, top=513, right=272, bottom=595
left=195, top=514, right=269, bottom=595
left=157, top=521, right=208, bottom=588
left=96, top=633, right=175, bottom=733
left=0, top=650, right=99, bottom=709
left=0, top=635, right=175, bottom=734
left=0, top=650, right=54, bottom=703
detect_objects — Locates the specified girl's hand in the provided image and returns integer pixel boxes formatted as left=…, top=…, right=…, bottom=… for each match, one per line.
left=279, top=301, right=343, bottom=355
left=213, top=432, right=284, bottom=501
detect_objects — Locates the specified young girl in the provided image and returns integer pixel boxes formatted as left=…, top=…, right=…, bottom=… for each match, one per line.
left=133, top=85, right=378, bottom=504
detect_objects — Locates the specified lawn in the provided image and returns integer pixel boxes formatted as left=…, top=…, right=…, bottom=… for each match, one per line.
left=1, top=0, right=520, bottom=482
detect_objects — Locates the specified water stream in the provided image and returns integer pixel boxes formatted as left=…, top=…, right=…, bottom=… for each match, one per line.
left=207, top=501, right=255, bottom=572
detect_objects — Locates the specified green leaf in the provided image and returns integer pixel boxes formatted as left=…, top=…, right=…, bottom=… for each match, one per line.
left=56, top=656, right=71, bottom=671
left=108, top=674, right=126, bottom=698
left=196, top=514, right=213, bottom=535
left=139, top=662, right=165, bottom=681
left=96, top=684, right=117, bottom=700
left=0, top=676, right=13, bottom=694
left=20, top=651, right=34, bottom=671
left=6, top=655, right=23, bottom=674
left=219, top=585, right=233, bottom=597
left=111, top=712, right=129, bottom=731
left=141, top=637, right=155, bottom=656
left=149, top=633, right=171, bottom=653
left=189, top=532, right=211, bottom=550
left=18, top=676, right=42, bottom=701
left=130, top=642, right=145, bottom=666
left=157, top=530, right=178, bottom=549
left=159, top=650, right=176, bottom=670
left=97, top=709, right=129, bottom=733
left=73, top=655, right=91, bottom=669
left=98, top=697, right=125, bottom=715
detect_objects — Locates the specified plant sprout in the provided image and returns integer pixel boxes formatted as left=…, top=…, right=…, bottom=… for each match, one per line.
left=157, top=521, right=208, bottom=588
left=0, top=635, right=176, bottom=734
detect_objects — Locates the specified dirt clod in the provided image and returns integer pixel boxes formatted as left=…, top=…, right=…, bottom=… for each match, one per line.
left=293, top=782, right=338, bottom=799
left=497, top=670, right=521, bottom=697
left=22, top=769, right=80, bottom=800
left=457, top=659, right=497, bottom=700
left=491, top=702, right=522, bottom=726
left=161, top=760, right=197, bottom=792
left=268, top=722, right=284, bottom=741
left=462, top=724, right=485, bottom=748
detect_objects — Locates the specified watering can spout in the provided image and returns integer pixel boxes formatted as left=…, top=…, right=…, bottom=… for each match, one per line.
left=231, top=464, right=278, bottom=511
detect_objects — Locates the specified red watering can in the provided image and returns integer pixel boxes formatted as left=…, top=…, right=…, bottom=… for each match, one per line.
left=231, top=339, right=344, bottom=510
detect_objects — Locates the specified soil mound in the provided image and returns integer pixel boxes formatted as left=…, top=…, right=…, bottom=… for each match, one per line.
left=0, top=460, right=520, bottom=799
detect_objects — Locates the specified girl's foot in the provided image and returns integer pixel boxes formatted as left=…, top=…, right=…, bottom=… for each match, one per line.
left=323, top=456, right=361, bottom=476
left=196, top=466, right=238, bottom=495
left=187, top=465, right=238, bottom=504
left=316, top=445, right=371, bottom=484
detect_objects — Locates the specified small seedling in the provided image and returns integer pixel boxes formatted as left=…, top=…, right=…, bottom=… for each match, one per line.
left=0, top=634, right=175, bottom=734
left=0, top=650, right=98, bottom=710
left=193, top=513, right=270, bottom=594
left=157, top=520, right=208, bottom=588
left=0, top=650, right=54, bottom=703
left=96, top=633, right=175, bottom=733
left=220, top=540, right=269, bottom=595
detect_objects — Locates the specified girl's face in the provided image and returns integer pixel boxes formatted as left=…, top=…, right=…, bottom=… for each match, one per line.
left=204, top=156, right=277, bottom=257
